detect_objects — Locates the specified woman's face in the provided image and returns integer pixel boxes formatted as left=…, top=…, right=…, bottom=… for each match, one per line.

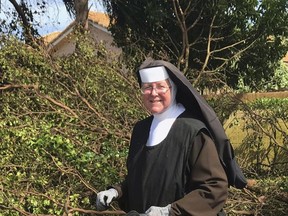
left=141, top=79, right=171, bottom=114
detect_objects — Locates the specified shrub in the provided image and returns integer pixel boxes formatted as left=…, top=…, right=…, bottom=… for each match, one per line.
left=0, top=36, right=145, bottom=215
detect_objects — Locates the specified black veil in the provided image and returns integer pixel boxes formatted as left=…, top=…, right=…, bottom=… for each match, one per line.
left=137, top=58, right=247, bottom=189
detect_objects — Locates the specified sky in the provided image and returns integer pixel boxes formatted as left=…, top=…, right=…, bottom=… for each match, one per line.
left=0, top=0, right=105, bottom=36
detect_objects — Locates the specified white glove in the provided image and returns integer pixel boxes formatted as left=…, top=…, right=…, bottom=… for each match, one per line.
left=145, top=204, right=171, bottom=216
left=95, top=188, right=118, bottom=211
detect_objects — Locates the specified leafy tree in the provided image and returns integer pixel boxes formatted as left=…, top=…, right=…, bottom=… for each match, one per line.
left=1, top=0, right=287, bottom=90
left=0, top=0, right=48, bottom=46
left=0, top=0, right=95, bottom=44
left=102, top=0, right=288, bottom=90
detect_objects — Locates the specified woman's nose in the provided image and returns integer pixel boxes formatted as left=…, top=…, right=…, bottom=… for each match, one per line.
left=150, top=87, right=159, bottom=95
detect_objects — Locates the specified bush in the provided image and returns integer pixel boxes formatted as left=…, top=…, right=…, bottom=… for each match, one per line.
left=236, top=98, right=288, bottom=175
left=209, top=95, right=288, bottom=215
left=0, top=36, right=145, bottom=215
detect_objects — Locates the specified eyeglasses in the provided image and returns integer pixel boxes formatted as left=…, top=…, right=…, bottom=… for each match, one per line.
left=140, top=85, right=171, bottom=95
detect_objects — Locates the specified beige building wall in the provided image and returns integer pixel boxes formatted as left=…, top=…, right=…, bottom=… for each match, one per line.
left=48, top=36, right=76, bottom=58
left=89, top=23, right=122, bottom=57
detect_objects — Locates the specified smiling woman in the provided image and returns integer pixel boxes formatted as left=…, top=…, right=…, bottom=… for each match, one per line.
left=95, top=58, right=241, bottom=215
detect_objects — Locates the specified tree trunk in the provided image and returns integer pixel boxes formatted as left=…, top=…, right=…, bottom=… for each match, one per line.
left=74, top=0, right=89, bottom=30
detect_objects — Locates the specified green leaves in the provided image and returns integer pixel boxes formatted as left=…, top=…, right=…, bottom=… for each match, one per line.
left=103, top=0, right=288, bottom=90
left=0, top=34, right=144, bottom=215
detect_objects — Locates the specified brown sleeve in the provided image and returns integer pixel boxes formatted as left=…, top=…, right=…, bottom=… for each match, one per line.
left=109, top=179, right=129, bottom=212
left=170, top=132, right=228, bottom=216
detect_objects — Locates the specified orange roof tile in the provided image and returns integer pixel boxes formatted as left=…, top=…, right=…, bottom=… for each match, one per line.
left=42, top=31, right=61, bottom=45
left=88, top=11, right=109, bottom=28
left=283, top=52, right=288, bottom=63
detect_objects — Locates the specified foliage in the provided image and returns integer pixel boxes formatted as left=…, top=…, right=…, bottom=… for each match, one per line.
left=0, top=29, right=287, bottom=215
left=0, top=0, right=48, bottom=44
left=1, top=0, right=287, bottom=90
left=213, top=96, right=288, bottom=215
left=207, top=94, right=239, bottom=124
left=237, top=61, right=288, bottom=92
left=102, top=0, right=288, bottom=91
left=0, top=35, right=145, bottom=215
left=208, top=95, right=288, bottom=177
left=231, top=98, right=288, bottom=176
left=265, top=62, right=288, bottom=91
left=226, top=176, right=288, bottom=215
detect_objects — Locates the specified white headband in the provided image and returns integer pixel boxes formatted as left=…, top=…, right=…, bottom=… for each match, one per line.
left=139, top=66, right=169, bottom=83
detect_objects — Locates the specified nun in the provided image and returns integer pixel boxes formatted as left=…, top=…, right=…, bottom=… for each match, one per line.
left=96, top=58, right=246, bottom=215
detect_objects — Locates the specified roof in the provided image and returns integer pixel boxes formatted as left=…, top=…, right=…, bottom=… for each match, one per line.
left=42, top=31, right=61, bottom=45
left=88, top=11, right=109, bottom=28
left=43, top=11, right=110, bottom=45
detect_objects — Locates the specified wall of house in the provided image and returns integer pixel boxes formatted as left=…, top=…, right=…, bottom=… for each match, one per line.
left=89, top=25, right=122, bottom=58
left=49, top=37, right=76, bottom=58
left=48, top=25, right=121, bottom=59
